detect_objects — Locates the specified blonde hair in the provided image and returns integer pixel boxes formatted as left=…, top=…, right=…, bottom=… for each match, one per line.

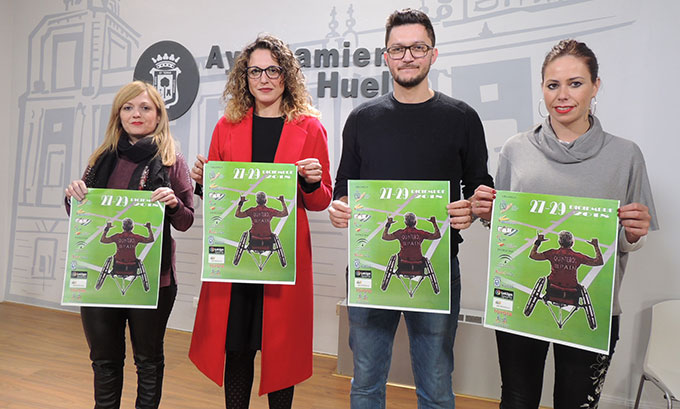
left=88, top=81, right=176, bottom=167
left=223, top=34, right=320, bottom=123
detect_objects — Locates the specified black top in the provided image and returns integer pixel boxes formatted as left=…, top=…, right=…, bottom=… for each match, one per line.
left=333, top=92, right=493, bottom=255
left=252, top=114, right=285, bottom=162
left=225, top=114, right=284, bottom=352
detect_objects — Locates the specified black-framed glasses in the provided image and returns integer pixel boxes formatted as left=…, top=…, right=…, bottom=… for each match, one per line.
left=246, top=65, right=284, bottom=80
left=385, top=43, right=433, bottom=60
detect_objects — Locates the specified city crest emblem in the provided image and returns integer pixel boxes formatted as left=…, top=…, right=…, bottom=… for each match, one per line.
left=149, top=53, right=182, bottom=108
left=134, top=40, right=200, bottom=121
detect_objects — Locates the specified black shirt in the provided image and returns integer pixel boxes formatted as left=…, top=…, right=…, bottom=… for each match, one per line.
left=334, top=92, right=493, bottom=254
left=252, top=114, right=284, bottom=162
left=226, top=114, right=284, bottom=352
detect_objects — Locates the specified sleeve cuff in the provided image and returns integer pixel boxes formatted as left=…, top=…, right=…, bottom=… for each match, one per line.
left=166, top=201, right=181, bottom=215
left=618, top=229, right=647, bottom=252
left=194, top=183, right=203, bottom=198
left=298, top=174, right=321, bottom=194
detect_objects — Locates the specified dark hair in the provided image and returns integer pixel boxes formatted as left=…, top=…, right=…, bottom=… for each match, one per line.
left=541, top=39, right=599, bottom=83
left=385, top=8, right=435, bottom=46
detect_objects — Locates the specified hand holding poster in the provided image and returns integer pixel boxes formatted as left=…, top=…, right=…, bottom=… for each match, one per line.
left=348, top=180, right=450, bottom=313
left=202, top=161, right=297, bottom=284
left=62, top=188, right=165, bottom=308
left=484, top=190, right=619, bottom=354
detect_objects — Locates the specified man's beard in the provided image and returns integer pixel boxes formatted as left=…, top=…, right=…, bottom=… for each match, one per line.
left=392, top=64, right=431, bottom=88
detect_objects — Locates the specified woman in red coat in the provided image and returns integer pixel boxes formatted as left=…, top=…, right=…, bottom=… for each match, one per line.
left=188, top=34, right=332, bottom=408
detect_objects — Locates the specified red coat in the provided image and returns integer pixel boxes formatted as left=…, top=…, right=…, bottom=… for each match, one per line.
left=189, top=110, right=332, bottom=395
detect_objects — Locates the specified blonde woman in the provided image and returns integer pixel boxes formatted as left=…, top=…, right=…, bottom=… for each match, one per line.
left=188, top=35, right=332, bottom=409
left=64, top=81, right=194, bottom=409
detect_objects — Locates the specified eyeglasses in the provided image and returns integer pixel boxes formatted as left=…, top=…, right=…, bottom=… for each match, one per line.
left=385, top=43, right=433, bottom=60
left=246, top=65, right=284, bottom=80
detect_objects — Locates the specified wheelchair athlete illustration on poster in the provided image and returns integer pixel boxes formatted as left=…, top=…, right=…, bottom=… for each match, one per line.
left=233, top=191, right=288, bottom=272
left=202, top=161, right=297, bottom=283
left=524, top=230, right=603, bottom=330
left=381, top=212, right=441, bottom=298
left=97, top=218, right=154, bottom=295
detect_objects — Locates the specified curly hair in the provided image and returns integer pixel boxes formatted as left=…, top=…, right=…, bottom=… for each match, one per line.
left=256, top=191, right=267, bottom=205
left=223, top=34, right=319, bottom=122
left=122, top=218, right=134, bottom=232
left=558, top=230, right=574, bottom=248
left=404, top=212, right=417, bottom=227
left=89, top=81, right=175, bottom=167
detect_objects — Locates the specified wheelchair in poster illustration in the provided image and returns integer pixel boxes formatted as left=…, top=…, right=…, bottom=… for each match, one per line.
left=496, top=215, right=613, bottom=331
left=381, top=212, right=442, bottom=298
left=523, top=230, right=603, bottom=330
left=96, top=218, right=155, bottom=295
left=353, top=203, right=448, bottom=299
left=234, top=230, right=287, bottom=272
left=210, top=185, right=292, bottom=272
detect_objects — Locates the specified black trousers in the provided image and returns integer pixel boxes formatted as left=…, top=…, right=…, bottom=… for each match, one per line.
left=496, top=315, right=620, bottom=409
left=224, top=350, right=294, bottom=409
left=80, top=284, right=177, bottom=409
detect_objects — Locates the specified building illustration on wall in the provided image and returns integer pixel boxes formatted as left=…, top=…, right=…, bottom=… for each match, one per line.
left=9, top=0, right=141, bottom=303
left=6, top=0, right=635, bottom=309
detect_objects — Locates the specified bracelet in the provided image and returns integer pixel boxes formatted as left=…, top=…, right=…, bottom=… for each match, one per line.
left=480, top=218, right=491, bottom=229
left=471, top=214, right=491, bottom=229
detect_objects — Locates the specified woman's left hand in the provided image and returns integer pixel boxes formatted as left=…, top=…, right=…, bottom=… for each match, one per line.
left=296, top=158, right=322, bottom=184
left=151, top=187, right=178, bottom=209
left=619, top=202, right=651, bottom=243
left=447, top=200, right=473, bottom=230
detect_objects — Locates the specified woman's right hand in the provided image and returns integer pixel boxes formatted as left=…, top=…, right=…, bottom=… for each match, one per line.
left=470, top=185, right=496, bottom=221
left=65, top=180, right=88, bottom=202
left=190, top=154, right=207, bottom=185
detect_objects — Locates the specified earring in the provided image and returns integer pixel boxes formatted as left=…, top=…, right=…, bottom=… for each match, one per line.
left=538, top=98, right=548, bottom=119
left=589, top=96, right=597, bottom=116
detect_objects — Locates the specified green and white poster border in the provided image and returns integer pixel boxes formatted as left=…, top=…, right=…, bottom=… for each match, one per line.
left=202, top=161, right=297, bottom=284
left=62, top=188, right=165, bottom=308
left=348, top=180, right=451, bottom=314
left=484, top=190, right=619, bottom=355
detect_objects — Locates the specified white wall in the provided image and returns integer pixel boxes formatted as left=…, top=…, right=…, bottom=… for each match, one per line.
left=0, top=0, right=13, bottom=303
left=3, top=1, right=679, bottom=407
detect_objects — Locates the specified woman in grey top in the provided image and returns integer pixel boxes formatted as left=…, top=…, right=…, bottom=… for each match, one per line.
left=472, top=39, right=657, bottom=408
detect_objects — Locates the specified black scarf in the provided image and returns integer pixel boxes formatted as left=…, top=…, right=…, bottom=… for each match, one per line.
left=84, top=136, right=170, bottom=191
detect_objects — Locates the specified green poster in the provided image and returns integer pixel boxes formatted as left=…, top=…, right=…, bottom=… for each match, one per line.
left=485, top=190, right=619, bottom=354
left=348, top=180, right=451, bottom=313
left=62, top=188, right=165, bottom=308
left=202, top=161, right=297, bottom=284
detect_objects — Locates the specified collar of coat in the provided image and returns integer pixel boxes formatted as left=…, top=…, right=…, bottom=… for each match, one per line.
left=228, top=108, right=308, bottom=164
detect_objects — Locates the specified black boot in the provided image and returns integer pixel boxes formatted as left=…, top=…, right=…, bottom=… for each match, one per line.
left=92, top=359, right=124, bottom=409
left=134, top=355, right=165, bottom=409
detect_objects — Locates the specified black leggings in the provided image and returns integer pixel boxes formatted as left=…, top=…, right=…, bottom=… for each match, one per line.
left=496, top=315, right=620, bottom=409
left=224, top=350, right=294, bottom=409
left=80, top=284, right=177, bottom=409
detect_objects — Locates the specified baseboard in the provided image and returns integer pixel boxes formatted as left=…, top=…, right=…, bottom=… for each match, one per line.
left=599, top=393, right=663, bottom=409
